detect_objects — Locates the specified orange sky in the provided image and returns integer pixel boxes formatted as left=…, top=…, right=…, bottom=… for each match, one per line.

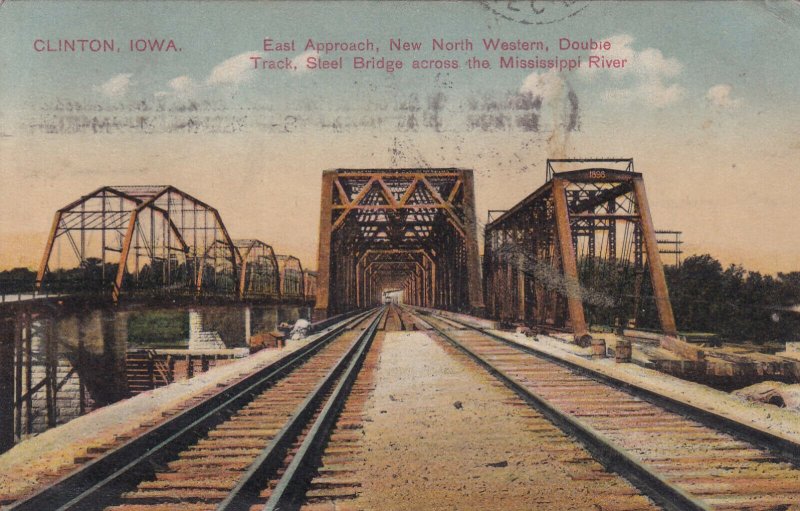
left=1, top=127, right=798, bottom=275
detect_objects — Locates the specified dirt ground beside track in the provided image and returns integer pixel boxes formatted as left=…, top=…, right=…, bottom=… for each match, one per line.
left=351, top=330, right=655, bottom=511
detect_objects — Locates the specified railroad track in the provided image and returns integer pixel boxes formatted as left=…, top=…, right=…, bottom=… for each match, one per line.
left=281, top=307, right=396, bottom=511
left=380, top=303, right=405, bottom=332
left=282, top=304, right=658, bottom=510
left=7, top=307, right=386, bottom=511
left=270, top=303, right=406, bottom=510
left=410, top=307, right=800, bottom=511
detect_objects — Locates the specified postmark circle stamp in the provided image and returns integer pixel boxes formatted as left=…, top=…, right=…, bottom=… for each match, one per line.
left=480, top=1, right=589, bottom=25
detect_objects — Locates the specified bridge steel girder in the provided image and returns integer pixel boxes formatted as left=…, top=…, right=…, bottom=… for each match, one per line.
left=484, top=159, right=677, bottom=340
left=276, top=255, right=305, bottom=302
left=36, top=186, right=239, bottom=303
left=314, top=168, right=483, bottom=319
left=355, top=249, right=434, bottom=309
left=632, top=179, right=677, bottom=335
left=552, top=178, right=588, bottom=337
left=234, top=239, right=281, bottom=301
left=303, top=270, right=318, bottom=303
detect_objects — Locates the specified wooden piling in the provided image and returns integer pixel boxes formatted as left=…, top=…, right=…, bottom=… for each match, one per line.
left=0, top=318, right=15, bottom=452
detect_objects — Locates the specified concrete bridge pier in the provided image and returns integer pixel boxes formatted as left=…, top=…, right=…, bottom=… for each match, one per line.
left=188, top=309, right=226, bottom=350
left=99, top=310, right=129, bottom=404
left=251, top=307, right=279, bottom=337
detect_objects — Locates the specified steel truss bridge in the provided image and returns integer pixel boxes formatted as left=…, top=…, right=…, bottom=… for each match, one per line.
left=314, top=168, right=484, bottom=319
left=483, top=159, right=676, bottom=337
left=34, top=185, right=315, bottom=304
left=18, top=159, right=676, bottom=339
left=313, top=162, right=676, bottom=340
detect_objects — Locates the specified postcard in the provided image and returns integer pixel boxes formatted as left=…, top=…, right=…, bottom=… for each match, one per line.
left=1, top=1, right=799, bottom=509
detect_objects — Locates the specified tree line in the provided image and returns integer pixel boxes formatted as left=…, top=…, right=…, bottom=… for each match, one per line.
left=3, top=253, right=798, bottom=343
left=638, top=255, right=800, bottom=343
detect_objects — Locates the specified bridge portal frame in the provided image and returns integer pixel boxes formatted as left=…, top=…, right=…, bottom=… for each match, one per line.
left=315, top=168, right=483, bottom=318
left=484, top=159, right=676, bottom=338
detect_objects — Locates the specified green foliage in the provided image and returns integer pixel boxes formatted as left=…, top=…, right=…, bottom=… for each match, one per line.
left=638, top=255, right=800, bottom=343
left=127, top=310, right=190, bottom=345
left=34, top=258, right=121, bottom=294
left=0, top=267, right=36, bottom=294
left=579, top=258, right=638, bottom=328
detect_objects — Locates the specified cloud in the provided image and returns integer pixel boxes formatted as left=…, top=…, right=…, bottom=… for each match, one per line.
left=706, top=84, right=741, bottom=108
left=520, top=69, right=564, bottom=101
left=639, top=80, right=685, bottom=108
left=95, top=73, right=133, bottom=98
left=204, top=48, right=316, bottom=85
left=154, top=75, right=199, bottom=98
left=206, top=52, right=261, bottom=86
left=581, top=34, right=684, bottom=107
left=634, top=47, right=682, bottom=79
left=169, top=75, right=196, bottom=94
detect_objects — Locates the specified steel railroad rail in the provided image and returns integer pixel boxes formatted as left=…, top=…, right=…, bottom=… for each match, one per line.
left=7, top=307, right=384, bottom=511
left=220, top=304, right=384, bottom=511
left=260, top=303, right=407, bottom=511
left=410, top=307, right=800, bottom=511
